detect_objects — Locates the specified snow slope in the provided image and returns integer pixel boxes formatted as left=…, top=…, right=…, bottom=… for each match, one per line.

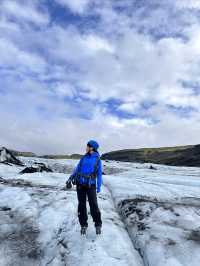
left=0, top=158, right=200, bottom=266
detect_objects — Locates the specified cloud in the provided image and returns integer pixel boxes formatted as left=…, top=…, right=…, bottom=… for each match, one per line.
left=117, top=102, right=140, bottom=113
left=0, top=38, right=47, bottom=74
left=176, top=0, right=200, bottom=9
left=82, top=35, right=115, bottom=53
left=0, top=0, right=49, bottom=25
left=1, top=0, right=200, bottom=154
left=55, top=0, right=91, bottom=14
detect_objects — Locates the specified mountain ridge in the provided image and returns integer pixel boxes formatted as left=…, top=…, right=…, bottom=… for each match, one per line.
left=2, top=144, right=200, bottom=167
left=101, top=144, right=200, bottom=167
left=1, top=148, right=82, bottom=160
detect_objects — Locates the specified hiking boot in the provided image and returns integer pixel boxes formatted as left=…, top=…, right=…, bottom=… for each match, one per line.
left=80, top=226, right=87, bottom=235
left=95, top=226, right=102, bottom=235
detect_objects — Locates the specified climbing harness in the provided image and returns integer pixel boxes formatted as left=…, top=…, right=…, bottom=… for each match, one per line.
left=75, top=155, right=100, bottom=187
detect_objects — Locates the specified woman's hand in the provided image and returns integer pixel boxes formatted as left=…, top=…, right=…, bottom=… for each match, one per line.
left=97, top=188, right=101, bottom=193
left=66, top=180, right=72, bottom=189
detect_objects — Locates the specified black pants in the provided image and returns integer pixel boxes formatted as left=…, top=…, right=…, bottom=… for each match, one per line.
left=76, top=184, right=102, bottom=227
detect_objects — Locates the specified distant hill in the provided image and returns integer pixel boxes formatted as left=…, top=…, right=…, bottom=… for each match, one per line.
left=101, top=144, right=200, bottom=167
left=39, top=154, right=82, bottom=159
left=4, top=144, right=200, bottom=167
left=9, top=149, right=37, bottom=158
left=2, top=148, right=82, bottom=160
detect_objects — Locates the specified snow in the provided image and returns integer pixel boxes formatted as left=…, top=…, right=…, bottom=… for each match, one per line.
left=0, top=159, right=143, bottom=266
left=0, top=157, right=200, bottom=265
left=103, top=161, right=200, bottom=203
left=0, top=148, right=7, bottom=162
left=103, top=161, right=200, bottom=266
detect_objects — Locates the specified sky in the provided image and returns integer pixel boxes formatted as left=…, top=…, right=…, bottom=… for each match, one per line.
left=0, top=0, right=200, bottom=155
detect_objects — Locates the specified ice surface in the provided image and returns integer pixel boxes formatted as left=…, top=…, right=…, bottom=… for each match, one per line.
left=0, top=158, right=200, bottom=265
left=103, top=161, right=200, bottom=266
left=0, top=158, right=143, bottom=266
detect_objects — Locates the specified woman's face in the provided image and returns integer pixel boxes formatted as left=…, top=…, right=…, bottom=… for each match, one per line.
left=86, top=145, right=92, bottom=153
left=86, top=145, right=90, bottom=153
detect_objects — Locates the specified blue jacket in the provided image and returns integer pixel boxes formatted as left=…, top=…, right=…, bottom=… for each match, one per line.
left=69, top=151, right=102, bottom=192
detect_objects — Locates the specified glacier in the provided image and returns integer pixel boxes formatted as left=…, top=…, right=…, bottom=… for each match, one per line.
left=0, top=157, right=200, bottom=266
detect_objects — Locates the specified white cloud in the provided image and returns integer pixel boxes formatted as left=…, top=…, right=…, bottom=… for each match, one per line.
left=54, top=82, right=75, bottom=98
left=82, top=35, right=115, bottom=53
left=117, top=102, right=140, bottom=113
left=55, top=0, right=91, bottom=14
left=176, top=0, right=200, bottom=9
left=0, top=0, right=49, bottom=25
left=1, top=102, right=199, bottom=155
left=0, top=38, right=47, bottom=74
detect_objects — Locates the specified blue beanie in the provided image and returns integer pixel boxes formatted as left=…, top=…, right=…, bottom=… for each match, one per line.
left=87, top=140, right=99, bottom=151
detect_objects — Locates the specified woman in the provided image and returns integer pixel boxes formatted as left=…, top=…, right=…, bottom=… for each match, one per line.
left=66, top=140, right=102, bottom=235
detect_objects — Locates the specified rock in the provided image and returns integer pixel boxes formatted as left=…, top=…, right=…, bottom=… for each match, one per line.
left=20, top=163, right=53, bottom=174
left=149, top=165, right=157, bottom=170
left=0, top=206, right=12, bottom=211
left=0, top=147, right=24, bottom=166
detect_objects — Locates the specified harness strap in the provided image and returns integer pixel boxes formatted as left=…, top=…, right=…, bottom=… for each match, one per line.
left=92, top=157, right=100, bottom=178
left=76, top=156, right=100, bottom=180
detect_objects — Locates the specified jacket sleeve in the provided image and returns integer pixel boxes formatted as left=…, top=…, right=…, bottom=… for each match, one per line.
left=97, top=159, right=102, bottom=192
left=68, top=159, right=81, bottom=180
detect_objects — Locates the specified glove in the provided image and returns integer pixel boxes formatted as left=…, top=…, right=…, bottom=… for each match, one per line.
left=66, top=180, right=72, bottom=189
left=72, top=178, right=77, bottom=185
